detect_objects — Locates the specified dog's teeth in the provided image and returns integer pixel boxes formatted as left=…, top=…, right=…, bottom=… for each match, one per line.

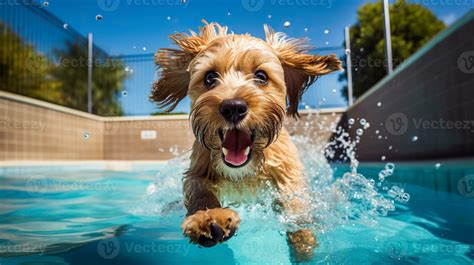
left=222, top=148, right=229, bottom=156
left=244, top=146, right=250, bottom=156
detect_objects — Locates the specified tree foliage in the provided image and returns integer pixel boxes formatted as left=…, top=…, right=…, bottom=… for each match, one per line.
left=340, top=0, right=445, bottom=99
left=0, top=22, right=126, bottom=116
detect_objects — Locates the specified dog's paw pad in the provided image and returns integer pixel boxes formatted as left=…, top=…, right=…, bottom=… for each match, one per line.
left=182, top=208, right=240, bottom=247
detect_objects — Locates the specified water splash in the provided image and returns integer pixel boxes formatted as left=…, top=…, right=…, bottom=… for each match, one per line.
left=139, top=108, right=407, bottom=242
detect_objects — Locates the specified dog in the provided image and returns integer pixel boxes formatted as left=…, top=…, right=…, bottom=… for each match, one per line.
left=151, top=21, right=341, bottom=261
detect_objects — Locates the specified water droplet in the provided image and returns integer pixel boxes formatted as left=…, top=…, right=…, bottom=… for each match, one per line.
left=142, top=47, right=147, bottom=51
left=268, top=14, right=272, bottom=19
left=375, top=130, right=379, bottom=134
left=43, top=1, right=49, bottom=6
left=360, top=119, right=366, bottom=126
left=167, top=16, right=171, bottom=20
left=227, top=12, right=231, bottom=16
left=125, top=66, right=132, bottom=72
left=377, top=102, right=382, bottom=107
left=381, top=156, right=386, bottom=161
left=356, top=128, right=364, bottom=136
left=325, top=41, right=330, bottom=45
left=332, top=88, right=337, bottom=93
left=378, top=135, right=382, bottom=139
left=304, top=28, right=308, bottom=32
left=348, top=118, right=355, bottom=125
left=411, top=136, right=418, bottom=142
left=435, top=163, right=441, bottom=169
left=83, top=132, right=90, bottom=140
left=388, top=145, right=393, bottom=150
left=133, top=46, right=136, bottom=49
left=360, top=47, right=365, bottom=52
left=364, top=122, right=370, bottom=129
left=283, top=21, right=291, bottom=28
left=385, top=163, right=395, bottom=171
left=96, top=15, right=103, bottom=20
left=121, top=91, right=128, bottom=97
left=324, top=29, right=329, bottom=34
left=378, top=172, right=386, bottom=182
left=63, top=23, right=69, bottom=29
left=345, top=49, right=351, bottom=55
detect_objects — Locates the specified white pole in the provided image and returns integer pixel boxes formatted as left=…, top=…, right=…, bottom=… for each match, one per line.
left=383, top=0, right=394, bottom=74
left=344, top=27, right=354, bottom=106
left=87, top=32, right=93, bottom=113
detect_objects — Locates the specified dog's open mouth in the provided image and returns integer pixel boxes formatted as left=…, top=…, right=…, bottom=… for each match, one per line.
left=219, top=129, right=255, bottom=168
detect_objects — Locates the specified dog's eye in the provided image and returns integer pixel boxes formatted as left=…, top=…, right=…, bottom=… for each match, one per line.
left=204, top=71, right=219, bottom=88
left=254, top=70, right=268, bottom=85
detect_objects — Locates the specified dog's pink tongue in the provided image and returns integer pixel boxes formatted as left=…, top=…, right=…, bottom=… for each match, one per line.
left=222, top=129, right=251, bottom=166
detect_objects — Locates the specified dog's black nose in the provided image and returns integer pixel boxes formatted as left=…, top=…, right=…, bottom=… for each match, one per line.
left=220, top=99, right=248, bottom=123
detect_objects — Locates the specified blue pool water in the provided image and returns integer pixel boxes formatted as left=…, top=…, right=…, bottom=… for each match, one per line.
left=0, top=158, right=473, bottom=265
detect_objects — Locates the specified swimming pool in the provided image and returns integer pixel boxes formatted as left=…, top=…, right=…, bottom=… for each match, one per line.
left=0, top=158, right=473, bottom=264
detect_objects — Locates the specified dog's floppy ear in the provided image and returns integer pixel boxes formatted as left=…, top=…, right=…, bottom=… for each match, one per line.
left=151, top=21, right=229, bottom=112
left=264, top=25, right=342, bottom=118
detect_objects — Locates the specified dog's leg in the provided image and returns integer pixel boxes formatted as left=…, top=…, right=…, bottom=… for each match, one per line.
left=278, top=185, right=318, bottom=262
left=181, top=177, right=240, bottom=247
left=266, top=130, right=317, bottom=261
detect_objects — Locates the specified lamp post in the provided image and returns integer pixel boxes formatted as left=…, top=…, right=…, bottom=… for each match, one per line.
left=345, top=27, right=354, bottom=106
left=87, top=32, right=93, bottom=113
left=383, top=0, right=394, bottom=74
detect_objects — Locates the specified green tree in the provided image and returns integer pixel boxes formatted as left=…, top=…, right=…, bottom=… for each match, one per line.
left=1, top=21, right=126, bottom=116
left=340, top=0, right=445, bottom=99
left=0, top=22, right=62, bottom=103
left=52, top=41, right=126, bottom=116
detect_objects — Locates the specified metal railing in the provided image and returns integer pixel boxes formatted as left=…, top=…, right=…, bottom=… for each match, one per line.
left=1, top=0, right=351, bottom=116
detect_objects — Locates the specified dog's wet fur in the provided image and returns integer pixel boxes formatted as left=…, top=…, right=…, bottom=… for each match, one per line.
left=151, top=21, right=341, bottom=261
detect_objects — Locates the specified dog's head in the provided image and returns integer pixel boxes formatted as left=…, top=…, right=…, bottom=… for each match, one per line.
left=151, top=21, right=341, bottom=178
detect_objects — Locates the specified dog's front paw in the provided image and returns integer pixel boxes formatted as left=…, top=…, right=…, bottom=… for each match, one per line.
left=287, top=229, right=318, bottom=262
left=181, top=208, right=240, bottom=247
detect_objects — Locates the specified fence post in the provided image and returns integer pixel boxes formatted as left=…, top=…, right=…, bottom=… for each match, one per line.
left=344, top=27, right=354, bottom=106
left=87, top=32, right=93, bottom=113
left=383, top=0, right=394, bottom=75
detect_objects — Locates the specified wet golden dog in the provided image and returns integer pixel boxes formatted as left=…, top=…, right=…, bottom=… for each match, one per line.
left=151, top=21, right=341, bottom=260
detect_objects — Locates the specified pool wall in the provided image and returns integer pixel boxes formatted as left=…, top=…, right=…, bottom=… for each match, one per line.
left=1, top=91, right=343, bottom=161
left=328, top=10, right=474, bottom=162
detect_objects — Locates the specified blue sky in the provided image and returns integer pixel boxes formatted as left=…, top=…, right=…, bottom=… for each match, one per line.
left=40, top=0, right=471, bottom=115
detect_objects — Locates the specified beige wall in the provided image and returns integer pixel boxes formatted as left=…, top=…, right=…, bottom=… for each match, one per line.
left=103, top=117, right=194, bottom=160
left=1, top=91, right=343, bottom=161
left=0, top=94, right=104, bottom=160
